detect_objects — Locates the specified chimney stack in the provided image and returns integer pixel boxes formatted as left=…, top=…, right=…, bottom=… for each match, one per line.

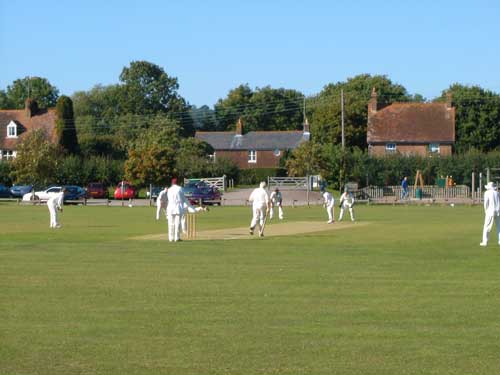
left=368, top=87, right=378, bottom=114
left=235, top=117, right=243, bottom=135
left=25, top=98, right=38, bottom=118
left=446, top=91, right=453, bottom=108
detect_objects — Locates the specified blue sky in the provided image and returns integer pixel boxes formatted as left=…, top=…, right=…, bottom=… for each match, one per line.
left=1, top=0, right=499, bottom=106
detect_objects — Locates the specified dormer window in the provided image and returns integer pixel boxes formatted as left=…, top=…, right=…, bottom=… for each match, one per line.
left=7, top=121, right=17, bottom=138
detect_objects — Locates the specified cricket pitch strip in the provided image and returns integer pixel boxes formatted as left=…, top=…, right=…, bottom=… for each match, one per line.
left=133, top=221, right=368, bottom=241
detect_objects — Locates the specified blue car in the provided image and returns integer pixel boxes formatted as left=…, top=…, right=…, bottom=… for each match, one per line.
left=10, top=184, right=33, bottom=198
left=0, top=184, right=11, bottom=198
left=63, top=185, right=87, bottom=202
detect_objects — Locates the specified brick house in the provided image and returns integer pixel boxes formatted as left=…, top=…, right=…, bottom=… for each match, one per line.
left=195, top=118, right=310, bottom=169
left=0, top=99, right=57, bottom=160
left=367, top=88, right=455, bottom=156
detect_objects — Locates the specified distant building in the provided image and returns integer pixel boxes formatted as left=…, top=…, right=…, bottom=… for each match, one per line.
left=0, top=99, right=57, bottom=160
left=195, top=118, right=310, bottom=169
left=367, top=88, right=455, bottom=156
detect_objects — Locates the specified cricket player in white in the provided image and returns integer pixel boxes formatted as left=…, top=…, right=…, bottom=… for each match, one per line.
left=480, top=181, right=500, bottom=246
left=156, top=186, right=168, bottom=220
left=166, top=178, right=188, bottom=242
left=269, top=188, right=284, bottom=220
left=47, top=189, right=65, bottom=228
left=338, top=188, right=355, bottom=222
left=322, top=190, right=335, bottom=224
left=248, top=181, right=270, bottom=236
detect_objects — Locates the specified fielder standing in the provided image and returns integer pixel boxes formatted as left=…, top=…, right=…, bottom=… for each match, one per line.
left=248, top=181, right=270, bottom=237
left=338, top=188, right=355, bottom=222
left=480, top=181, right=500, bottom=246
left=47, top=188, right=66, bottom=229
left=156, top=186, right=168, bottom=220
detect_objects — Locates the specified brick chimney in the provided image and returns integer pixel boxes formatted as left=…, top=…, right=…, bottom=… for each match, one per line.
left=446, top=91, right=453, bottom=108
left=368, top=87, right=378, bottom=115
left=235, top=117, right=243, bottom=135
left=25, top=98, right=39, bottom=118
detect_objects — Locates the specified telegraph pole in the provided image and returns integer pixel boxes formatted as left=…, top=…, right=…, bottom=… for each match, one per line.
left=341, top=89, right=345, bottom=149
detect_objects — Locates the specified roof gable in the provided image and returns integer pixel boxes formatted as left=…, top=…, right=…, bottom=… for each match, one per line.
left=0, top=108, right=57, bottom=150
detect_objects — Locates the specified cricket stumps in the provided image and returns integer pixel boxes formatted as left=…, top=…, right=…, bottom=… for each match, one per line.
left=186, top=213, right=196, bottom=239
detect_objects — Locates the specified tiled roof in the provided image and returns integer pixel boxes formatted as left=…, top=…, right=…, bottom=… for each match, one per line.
left=196, top=130, right=309, bottom=150
left=367, top=103, right=455, bottom=144
left=0, top=108, right=57, bottom=150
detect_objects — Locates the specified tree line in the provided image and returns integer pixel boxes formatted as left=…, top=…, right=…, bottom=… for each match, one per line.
left=1, top=60, right=500, bottom=188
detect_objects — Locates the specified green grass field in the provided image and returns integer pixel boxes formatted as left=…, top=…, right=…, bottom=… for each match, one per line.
left=1, top=202, right=500, bottom=375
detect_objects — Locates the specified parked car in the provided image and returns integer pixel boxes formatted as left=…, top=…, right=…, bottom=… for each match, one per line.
left=146, top=186, right=163, bottom=200
left=183, top=180, right=222, bottom=205
left=0, top=184, right=11, bottom=198
left=63, top=185, right=87, bottom=202
left=114, top=181, right=138, bottom=200
left=22, top=186, right=63, bottom=202
left=86, top=182, right=108, bottom=199
left=10, top=184, right=33, bottom=198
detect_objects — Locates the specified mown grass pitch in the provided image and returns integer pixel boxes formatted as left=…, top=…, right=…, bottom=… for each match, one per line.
left=1, top=202, right=500, bottom=375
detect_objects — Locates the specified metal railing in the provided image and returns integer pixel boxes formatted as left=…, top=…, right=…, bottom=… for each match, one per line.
left=359, top=185, right=471, bottom=200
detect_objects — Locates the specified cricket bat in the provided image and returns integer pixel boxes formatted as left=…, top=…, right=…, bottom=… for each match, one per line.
left=259, top=207, right=269, bottom=237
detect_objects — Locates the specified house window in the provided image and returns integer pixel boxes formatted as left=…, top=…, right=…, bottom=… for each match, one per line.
left=429, top=143, right=440, bottom=153
left=7, top=121, right=17, bottom=138
left=273, top=148, right=281, bottom=157
left=248, top=150, right=257, bottom=163
left=385, top=143, right=396, bottom=153
left=1, top=150, right=15, bottom=160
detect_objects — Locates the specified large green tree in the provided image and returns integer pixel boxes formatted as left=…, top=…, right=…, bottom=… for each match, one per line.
left=309, top=74, right=413, bottom=148
left=55, top=96, right=79, bottom=154
left=119, top=61, right=194, bottom=136
left=436, top=84, right=500, bottom=153
left=214, top=85, right=305, bottom=132
left=12, top=129, right=61, bottom=186
left=2, top=77, right=59, bottom=109
left=175, top=138, right=214, bottom=178
left=124, top=117, right=181, bottom=186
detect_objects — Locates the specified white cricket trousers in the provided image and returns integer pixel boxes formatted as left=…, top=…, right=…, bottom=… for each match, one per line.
left=167, top=214, right=181, bottom=242
left=250, top=205, right=267, bottom=229
left=326, top=203, right=334, bottom=222
left=270, top=205, right=283, bottom=220
left=48, top=206, right=59, bottom=228
left=482, top=214, right=500, bottom=244
left=339, top=205, right=354, bottom=221
left=156, top=203, right=166, bottom=220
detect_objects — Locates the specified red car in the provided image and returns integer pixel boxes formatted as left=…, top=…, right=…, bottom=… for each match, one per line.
left=86, top=182, right=108, bottom=199
left=114, top=181, right=138, bottom=199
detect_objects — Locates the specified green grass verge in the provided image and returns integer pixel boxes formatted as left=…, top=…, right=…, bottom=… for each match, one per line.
left=1, top=202, right=500, bottom=374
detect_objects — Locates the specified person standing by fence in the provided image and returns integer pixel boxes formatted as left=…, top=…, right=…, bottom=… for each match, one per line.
left=401, top=176, right=409, bottom=200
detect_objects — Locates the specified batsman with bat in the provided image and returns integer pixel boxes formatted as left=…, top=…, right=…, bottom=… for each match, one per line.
left=248, top=181, right=270, bottom=237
